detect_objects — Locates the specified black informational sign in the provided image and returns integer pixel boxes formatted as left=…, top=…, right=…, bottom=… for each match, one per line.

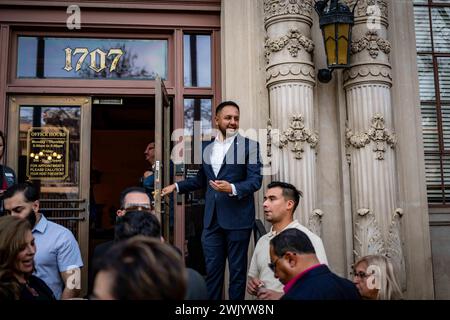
left=26, top=127, right=69, bottom=180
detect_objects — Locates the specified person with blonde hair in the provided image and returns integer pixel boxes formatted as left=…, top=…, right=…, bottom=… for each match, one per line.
left=352, top=254, right=403, bottom=300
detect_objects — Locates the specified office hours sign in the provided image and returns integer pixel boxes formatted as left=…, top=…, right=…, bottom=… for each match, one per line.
left=27, top=127, right=69, bottom=180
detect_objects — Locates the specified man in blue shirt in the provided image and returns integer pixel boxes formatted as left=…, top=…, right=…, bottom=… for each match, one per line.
left=3, top=183, right=83, bottom=299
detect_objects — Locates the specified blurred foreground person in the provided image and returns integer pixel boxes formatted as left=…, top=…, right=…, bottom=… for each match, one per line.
left=270, top=229, right=360, bottom=300
left=92, top=236, right=187, bottom=300
left=0, top=216, right=55, bottom=300
left=353, top=255, right=403, bottom=300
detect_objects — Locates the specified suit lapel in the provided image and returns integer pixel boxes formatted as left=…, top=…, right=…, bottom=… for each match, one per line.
left=203, top=138, right=216, bottom=177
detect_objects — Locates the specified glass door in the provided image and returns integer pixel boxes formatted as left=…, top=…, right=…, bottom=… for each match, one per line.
left=7, top=95, right=91, bottom=296
left=154, top=76, right=173, bottom=242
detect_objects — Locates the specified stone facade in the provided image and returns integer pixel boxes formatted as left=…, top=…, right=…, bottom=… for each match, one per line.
left=222, top=0, right=436, bottom=299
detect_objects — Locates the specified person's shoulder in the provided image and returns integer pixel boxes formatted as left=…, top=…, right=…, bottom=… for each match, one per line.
left=2, top=165, right=15, bottom=173
left=45, top=219, right=77, bottom=241
left=292, top=222, right=323, bottom=241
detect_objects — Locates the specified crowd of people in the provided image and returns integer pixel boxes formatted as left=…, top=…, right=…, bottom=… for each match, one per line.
left=0, top=102, right=404, bottom=300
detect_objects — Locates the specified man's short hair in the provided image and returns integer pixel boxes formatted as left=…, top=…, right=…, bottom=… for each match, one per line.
left=3, top=182, right=40, bottom=202
left=267, top=181, right=302, bottom=213
left=270, top=228, right=315, bottom=257
left=115, top=210, right=161, bottom=241
left=119, top=186, right=149, bottom=209
left=215, top=101, right=240, bottom=115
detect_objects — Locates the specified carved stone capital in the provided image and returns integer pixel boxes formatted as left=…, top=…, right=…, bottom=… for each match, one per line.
left=343, top=63, right=392, bottom=87
left=346, top=113, right=396, bottom=160
left=353, top=207, right=406, bottom=290
left=271, top=114, right=318, bottom=160
left=265, top=28, right=314, bottom=64
left=266, top=62, right=315, bottom=86
left=386, top=208, right=406, bottom=290
left=344, top=0, right=388, bottom=25
left=264, top=0, right=313, bottom=27
left=351, top=30, right=391, bottom=59
left=354, top=208, right=384, bottom=257
left=308, top=209, right=324, bottom=238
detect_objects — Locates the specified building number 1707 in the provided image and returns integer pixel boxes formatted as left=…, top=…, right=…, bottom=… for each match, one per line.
left=63, top=47, right=124, bottom=73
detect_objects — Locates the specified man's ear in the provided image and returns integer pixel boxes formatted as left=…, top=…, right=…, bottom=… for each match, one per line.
left=286, top=199, right=294, bottom=211
left=285, top=252, right=298, bottom=268
left=116, top=209, right=125, bottom=217
left=33, top=200, right=40, bottom=213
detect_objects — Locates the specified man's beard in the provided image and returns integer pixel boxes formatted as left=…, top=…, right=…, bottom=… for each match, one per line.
left=25, top=209, right=37, bottom=228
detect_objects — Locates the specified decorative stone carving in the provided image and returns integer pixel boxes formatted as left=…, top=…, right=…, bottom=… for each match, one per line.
left=386, top=208, right=406, bottom=290
left=354, top=208, right=384, bottom=258
left=351, top=30, right=391, bottom=58
left=346, top=113, right=396, bottom=160
left=273, top=114, right=318, bottom=160
left=264, top=0, right=313, bottom=21
left=308, top=209, right=324, bottom=238
left=345, top=0, right=388, bottom=20
left=264, top=28, right=314, bottom=63
left=353, top=207, right=406, bottom=289
left=266, top=63, right=315, bottom=84
left=343, top=64, right=392, bottom=84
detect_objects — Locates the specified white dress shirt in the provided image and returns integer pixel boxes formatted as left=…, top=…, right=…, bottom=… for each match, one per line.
left=176, top=132, right=238, bottom=195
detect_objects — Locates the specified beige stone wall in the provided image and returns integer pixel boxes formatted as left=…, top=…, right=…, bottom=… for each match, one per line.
left=221, top=0, right=269, bottom=223
left=388, top=0, right=434, bottom=299
left=222, top=0, right=436, bottom=299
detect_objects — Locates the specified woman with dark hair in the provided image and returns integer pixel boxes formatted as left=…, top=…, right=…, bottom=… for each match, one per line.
left=0, top=130, right=16, bottom=214
left=92, top=236, right=187, bottom=300
left=0, top=215, right=55, bottom=300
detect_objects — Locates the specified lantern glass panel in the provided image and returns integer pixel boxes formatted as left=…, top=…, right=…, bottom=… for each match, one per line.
left=337, top=23, right=350, bottom=65
left=323, top=24, right=337, bottom=66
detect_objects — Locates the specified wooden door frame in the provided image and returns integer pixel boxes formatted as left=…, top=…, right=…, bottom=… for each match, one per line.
left=7, top=95, right=92, bottom=296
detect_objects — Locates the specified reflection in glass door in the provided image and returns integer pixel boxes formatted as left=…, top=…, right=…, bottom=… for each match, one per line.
left=7, top=96, right=91, bottom=295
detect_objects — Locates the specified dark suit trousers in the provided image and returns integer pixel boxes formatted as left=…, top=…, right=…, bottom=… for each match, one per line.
left=201, top=211, right=252, bottom=300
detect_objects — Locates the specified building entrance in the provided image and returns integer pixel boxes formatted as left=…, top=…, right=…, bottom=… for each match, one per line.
left=7, top=89, right=174, bottom=296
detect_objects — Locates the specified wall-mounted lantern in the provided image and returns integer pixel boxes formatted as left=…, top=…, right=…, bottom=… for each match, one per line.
left=314, top=0, right=358, bottom=83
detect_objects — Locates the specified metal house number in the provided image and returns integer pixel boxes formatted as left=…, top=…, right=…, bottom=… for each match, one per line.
left=63, top=47, right=124, bottom=73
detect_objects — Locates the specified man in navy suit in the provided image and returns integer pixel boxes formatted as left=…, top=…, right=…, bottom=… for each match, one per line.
left=162, top=101, right=262, bottom=300
left=270, top=228, right=360, bottom=300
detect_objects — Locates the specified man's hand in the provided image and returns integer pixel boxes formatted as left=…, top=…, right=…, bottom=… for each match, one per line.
left=161, top=184, right=176, bottom=197
left=209, top=180, right=232, bottom=194
left=256, top=288, right=283, bottom=300
left=247, top=277, right=264, bottom=296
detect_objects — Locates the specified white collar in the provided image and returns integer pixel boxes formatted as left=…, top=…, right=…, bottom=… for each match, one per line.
left=215, top=132, right=238, bottom=144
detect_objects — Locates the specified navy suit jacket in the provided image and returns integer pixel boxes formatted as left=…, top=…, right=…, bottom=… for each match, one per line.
left=177, top=134, right=262, bottom=230
left=281, top=265, right=361, bottom=300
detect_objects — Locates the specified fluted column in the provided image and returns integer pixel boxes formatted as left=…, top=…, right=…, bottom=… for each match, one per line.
left=265, top=0, right=320, bottom=226
left=344, top=0, right=405, bottom=286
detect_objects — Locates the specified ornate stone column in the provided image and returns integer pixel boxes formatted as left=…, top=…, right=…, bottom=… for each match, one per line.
left=265, top=0, right=320, bottom=228
left=344, top=0, right=405, bottom=286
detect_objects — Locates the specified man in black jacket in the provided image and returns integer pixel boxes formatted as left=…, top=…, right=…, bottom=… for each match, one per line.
left=269, top=229, right=360, bottom=300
